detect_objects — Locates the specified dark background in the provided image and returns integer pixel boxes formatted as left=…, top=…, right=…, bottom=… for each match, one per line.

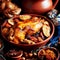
left=55, top=0, right=60, bottom=12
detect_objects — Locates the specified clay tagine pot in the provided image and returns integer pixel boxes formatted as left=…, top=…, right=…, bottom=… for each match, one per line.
left=21, top=0, right=59, bottom=14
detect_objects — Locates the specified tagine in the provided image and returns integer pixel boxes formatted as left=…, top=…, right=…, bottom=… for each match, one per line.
left=1, top=14, right=54, bottom=50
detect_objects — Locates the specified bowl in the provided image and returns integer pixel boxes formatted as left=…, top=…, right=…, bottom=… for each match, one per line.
left=1, top=14, right=55, bottom=50
left=38, top=47, right=59, bottom=60
left=5, top=49, right=23, bottom=60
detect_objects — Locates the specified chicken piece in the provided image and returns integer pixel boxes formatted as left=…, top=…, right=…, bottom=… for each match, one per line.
left=42, top=25, right=51, bottom=37
left=32, top=22, right=42, bottom=32
left=15, top=28, right=25, bottom=42
left=23, top=26, right=31, bottom=33
left=8, top=28, right=14, bottom=40
left=18, top=18, right=43, bottom=34
left=27, top=29, right=35, bottom=35
left=23, top=39, right=35, bottom=44
left=23, top=26, right=35, bottom=35
left=20, top=15, right=31, bottom=20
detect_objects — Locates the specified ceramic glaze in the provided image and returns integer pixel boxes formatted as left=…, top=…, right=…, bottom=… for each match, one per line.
left=21, top=0, right=59, bottom=14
